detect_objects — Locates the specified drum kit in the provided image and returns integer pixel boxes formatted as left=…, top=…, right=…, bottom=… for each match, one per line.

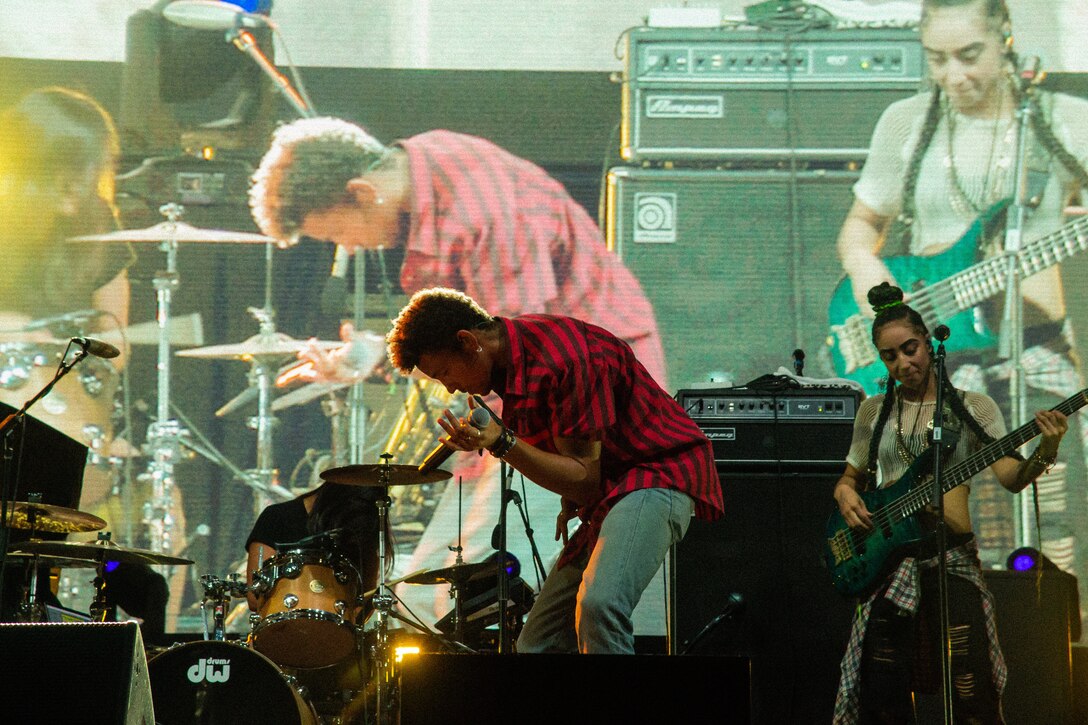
left=0, top=206, right=521, bottom=723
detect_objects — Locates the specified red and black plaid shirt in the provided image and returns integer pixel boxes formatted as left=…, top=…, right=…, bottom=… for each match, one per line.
left=497, top=315, right=723, bottom=566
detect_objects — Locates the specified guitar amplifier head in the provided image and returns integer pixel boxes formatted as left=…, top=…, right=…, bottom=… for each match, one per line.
left=677, top=386, right=860, bottom=471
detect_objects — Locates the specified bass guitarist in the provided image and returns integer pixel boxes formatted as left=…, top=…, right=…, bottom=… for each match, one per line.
left=831, top=282, right=1068, bottom=724
left=834, top=0, right=1088, bottom=640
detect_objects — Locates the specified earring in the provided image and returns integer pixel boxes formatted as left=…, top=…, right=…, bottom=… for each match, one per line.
left=374, top=196, right=385, bottom=206
left=476, top=346, right=483, bottom=353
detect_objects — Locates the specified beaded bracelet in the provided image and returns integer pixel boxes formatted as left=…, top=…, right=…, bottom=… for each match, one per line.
left=488, top=426, right=517, bottom=459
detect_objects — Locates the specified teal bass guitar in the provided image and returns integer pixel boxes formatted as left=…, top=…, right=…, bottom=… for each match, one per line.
left=824, top=388, right=1088, bottom=598
left=826, top=201, right=1088, bottom=395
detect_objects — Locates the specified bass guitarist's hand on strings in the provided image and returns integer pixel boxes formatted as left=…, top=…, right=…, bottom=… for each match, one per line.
left=834, top=467, right=873, bottom=531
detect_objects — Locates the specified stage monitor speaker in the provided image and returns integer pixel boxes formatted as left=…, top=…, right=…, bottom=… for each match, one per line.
left=984, top=569, right=1079, bottom=725
left=0, top=621, right=154, bottom=722
left=674, top=469, right=853, bottom=724
left=397, top=653, right=751, bottom=723
left=606, top=167, right=859, bottom=391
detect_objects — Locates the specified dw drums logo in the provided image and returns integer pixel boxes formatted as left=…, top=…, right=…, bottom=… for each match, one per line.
left=634, top=193, right=677, bottom=243
left=187, top=657, right=232, bottom=683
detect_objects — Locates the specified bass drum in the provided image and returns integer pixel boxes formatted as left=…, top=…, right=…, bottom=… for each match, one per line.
left=148, top=640, right=318, bottom=725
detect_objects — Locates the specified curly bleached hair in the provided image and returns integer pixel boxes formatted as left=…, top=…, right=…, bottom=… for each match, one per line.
left=248, top=116, right=388, bottom=244
left=386, top=288, right=494, bottom=374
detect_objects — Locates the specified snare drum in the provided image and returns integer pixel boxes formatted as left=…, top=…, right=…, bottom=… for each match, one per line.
left=148, top=640, right=318, bottom=725
left=252, top=548, right=362, bottom=668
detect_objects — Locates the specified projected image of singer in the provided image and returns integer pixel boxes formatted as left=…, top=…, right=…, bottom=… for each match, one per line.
left=248, top=117, right=670, bottom=628
left=385, top=288, right=722, bottom=654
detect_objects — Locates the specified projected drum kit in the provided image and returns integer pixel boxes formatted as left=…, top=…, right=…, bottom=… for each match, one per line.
left=0, top=208, right=497, bottom=723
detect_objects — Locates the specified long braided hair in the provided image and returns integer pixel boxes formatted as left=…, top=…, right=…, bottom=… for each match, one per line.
left=862, top=283, right=1003, bottom=487
left=885, top=0, right=1088, bottom=253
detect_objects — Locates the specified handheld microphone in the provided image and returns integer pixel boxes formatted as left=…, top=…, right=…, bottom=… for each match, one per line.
left=934, top=324, right=951, bottom=342
left=321, top=245, right=351, bottom=316
left=792, top=348, right=805, bottom=376
left=417, top=406, right=491, bottom=474
left=73, top=337, right=121, bottom=359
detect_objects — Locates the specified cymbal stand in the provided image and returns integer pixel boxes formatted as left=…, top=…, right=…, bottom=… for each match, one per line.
left=448, top=478, right=466, bottom=644
left=140, top=203, right=189, bottom=569
left=88, top=531, right=113, bottom=623
left=371, top=454, right=396, bottom=725
left=14, top=493, right=44, bottom=623
left=347, top=251, right=367, bottom=465
left=244, top=303, right=283, bottom=515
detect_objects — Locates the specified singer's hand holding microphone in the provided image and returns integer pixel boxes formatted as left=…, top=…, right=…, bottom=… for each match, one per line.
left=418, top=398, right=499, bottom=473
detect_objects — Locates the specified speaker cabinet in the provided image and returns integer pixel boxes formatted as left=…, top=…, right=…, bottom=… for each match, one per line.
left=984, top=569, right=1080, bottom=724
left=398, top=653, right=751, bottom=723
left=674, top=470, right=854, bottom=724
left=0, top=621, right=153, bottom=722
left=606, top=167, right=859, bottom=390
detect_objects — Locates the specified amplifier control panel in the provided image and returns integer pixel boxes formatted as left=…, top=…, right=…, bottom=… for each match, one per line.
left=677, top=387, right=860, bottom=421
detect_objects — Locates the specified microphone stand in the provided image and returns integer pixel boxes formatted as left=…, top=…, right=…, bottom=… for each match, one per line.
left=496, top=461, right=512, bottom=653
left=507, top=486, right=548, bottom=587
left=0, top=343, right=92, bottom=615
left=998, top=71, right=1036, bottom=548
left=931, top=328, right=953, bottom=724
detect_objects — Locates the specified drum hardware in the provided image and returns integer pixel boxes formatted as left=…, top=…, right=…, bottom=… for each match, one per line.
left=199, top=573, right=250, bottom=641
left=4, top=491, right=105, bottom=622
left=10, top=532, right=194, bottom=621
left=70, top=204, right=279, bottom=588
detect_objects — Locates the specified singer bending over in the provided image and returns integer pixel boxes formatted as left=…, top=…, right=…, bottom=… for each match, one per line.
left=385, top=287, right=722, bottom=654
left=832, top=283, right=1067, bottom=724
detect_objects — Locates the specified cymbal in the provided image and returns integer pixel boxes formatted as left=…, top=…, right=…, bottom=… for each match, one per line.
left=271, top=382, right=351, bottom=412
left=403, top=562, right=492, bottom=586
left=177, top=333, right=342, bottom=361
left=69, top=221, right=277, bottom=245
left=361, top=569, right=429, bottom=599
left=8, top=552, right=101, bottom=569
left=319, top=464, right=452, bottom=487
left=9, top=539, right=194, bottom=567
left=100, top=313, right=205, bottom=347
left=6, top=502, right=107, bottom=534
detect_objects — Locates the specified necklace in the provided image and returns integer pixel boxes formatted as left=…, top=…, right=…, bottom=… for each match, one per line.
left=943, top=85, right=1016, bottom=218
left=895, top=388, right=934, bottom=465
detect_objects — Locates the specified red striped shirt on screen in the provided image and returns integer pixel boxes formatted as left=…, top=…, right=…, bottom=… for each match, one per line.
left=396, top=130, right=668, bottom=388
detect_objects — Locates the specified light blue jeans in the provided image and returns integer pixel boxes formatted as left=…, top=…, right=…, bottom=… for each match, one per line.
left=516, top=487, right=694, bottom=654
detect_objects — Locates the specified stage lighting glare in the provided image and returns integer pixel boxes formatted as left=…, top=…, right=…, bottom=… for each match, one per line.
left=1005, top=546, right=1055, bottom=572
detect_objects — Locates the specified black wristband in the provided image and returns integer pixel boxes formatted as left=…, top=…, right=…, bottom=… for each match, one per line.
left=488, top=426, right=517, bottom=459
